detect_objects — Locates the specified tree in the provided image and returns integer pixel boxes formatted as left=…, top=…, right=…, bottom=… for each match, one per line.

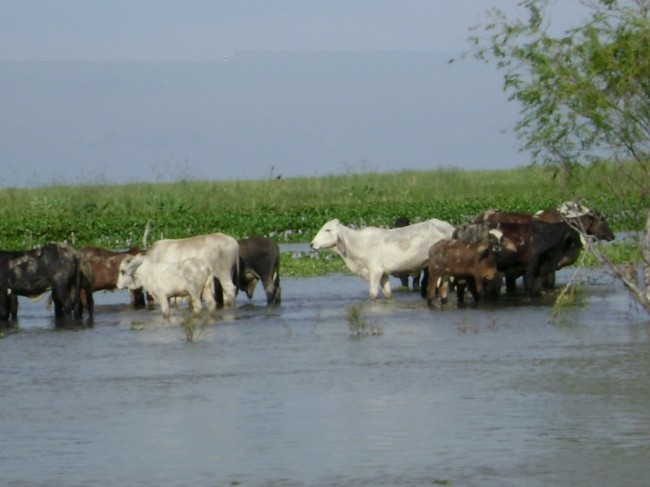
left=468, top=0, right=650, bottom=311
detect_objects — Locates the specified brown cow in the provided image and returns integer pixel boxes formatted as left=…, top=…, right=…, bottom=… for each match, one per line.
left=425, top=236, right=506, bottom=306
left=463, top=202, right=613, bottom=291
left=453, top=221, right=583, bottom=297
left=79, top=247, right=147, bottom=310
left=472, top=202, right=615, bottom=242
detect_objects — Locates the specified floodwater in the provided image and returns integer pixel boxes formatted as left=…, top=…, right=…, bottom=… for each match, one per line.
left=2, top=268, right=650, bottom=487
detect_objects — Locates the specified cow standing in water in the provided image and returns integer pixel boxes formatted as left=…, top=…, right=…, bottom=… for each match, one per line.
left=0, top=243, right=86, bottom=321
left=425, top=236, right=507, bottom=306
left=238, top=237, right=281, bottom=305
left=460, top=201, right=615, bottom=291
left=117, top=254, right=214, bottom=319
left=311, top=218, right=455, bottom=300
left=144, top=232, right=239, bottom=309
left=79, top=246, right=148, bottom=313
left=452, top=221, right=583, bottom=297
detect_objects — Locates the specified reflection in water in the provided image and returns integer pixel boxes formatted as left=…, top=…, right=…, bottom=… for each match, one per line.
left=1, top=270, right=650, bottom=486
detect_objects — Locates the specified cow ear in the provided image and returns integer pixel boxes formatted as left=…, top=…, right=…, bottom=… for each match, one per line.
left=336, top=236, right=346, bottom=256
left=130, top=255, right=145, bottom=269
left=243, top=269, right=260, bottom=282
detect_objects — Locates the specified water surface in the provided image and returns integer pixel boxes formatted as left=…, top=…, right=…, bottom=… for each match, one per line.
left=2, top=269, right=649, bottom=486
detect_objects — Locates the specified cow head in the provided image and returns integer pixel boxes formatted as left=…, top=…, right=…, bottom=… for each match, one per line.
left=238, top=257, right=262, bottom=299
left=558, top=200, right=615, bottom=241
left=488, top=229, right=518, bottom=253
left=116, top=254, right=145, bottom=290
left=574, top=212, right=615, bottom=241
left=310, top=219, right=341, bottom=251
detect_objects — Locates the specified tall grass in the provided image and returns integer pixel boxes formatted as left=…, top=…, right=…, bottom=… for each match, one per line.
left=0, top=164, right=643, bottom=251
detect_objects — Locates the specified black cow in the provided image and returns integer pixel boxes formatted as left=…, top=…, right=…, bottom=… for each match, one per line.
left=238, top=237, right=281, bottom=305
left=0, top=243, right=86, bottom=321
left=453, top=220, right=583, bottom=297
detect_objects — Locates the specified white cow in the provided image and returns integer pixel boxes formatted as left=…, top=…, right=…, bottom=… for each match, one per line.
left=310, top=218, right=455, bottom=300
left=144, top=232, right=239, bottom=308
left=117, top=254, right=213, bottom=319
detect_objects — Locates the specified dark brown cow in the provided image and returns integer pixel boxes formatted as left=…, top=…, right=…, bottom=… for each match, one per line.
left=79, top=247, right=147, bottom=309
left=237, top=237, right=281, bottom=305
left=0, top=243, right=85, bottom=321
left=454, top=221, right=583, bottom=297
left=472, top=204, right=615, bottom=242
left=468, top=203, right=614, bottom=290
left=425, top=237, right=504, bottom=306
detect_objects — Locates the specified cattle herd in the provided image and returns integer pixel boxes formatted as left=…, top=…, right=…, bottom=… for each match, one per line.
left=0, top=201, right=614, bottom=323
left=0, top=235, right=280, bottom=322
left=310, top=200, right=614, bottom=305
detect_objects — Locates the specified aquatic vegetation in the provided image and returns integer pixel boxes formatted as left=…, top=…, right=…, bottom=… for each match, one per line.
left=0, top=165, right=642, bottom=280
left=346, top=303, right=382, bottom=337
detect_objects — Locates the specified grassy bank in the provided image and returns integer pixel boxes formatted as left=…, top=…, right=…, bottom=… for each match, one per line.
left=0, top=164, right=644, bottom=275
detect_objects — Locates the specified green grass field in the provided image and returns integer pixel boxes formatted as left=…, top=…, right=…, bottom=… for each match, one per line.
left=0, top=164, right=645, bottom=276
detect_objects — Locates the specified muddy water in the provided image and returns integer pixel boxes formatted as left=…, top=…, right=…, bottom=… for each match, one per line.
left=2, top=269, right=650, bottom=487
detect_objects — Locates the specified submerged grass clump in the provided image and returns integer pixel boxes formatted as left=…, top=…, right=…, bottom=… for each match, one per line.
left=180, top=314, right=210, bottom=342
left=346, top=303, right=383, bottom=337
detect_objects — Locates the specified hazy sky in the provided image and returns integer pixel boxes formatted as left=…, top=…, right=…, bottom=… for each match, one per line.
left=0, top=1, right=585, bottom=187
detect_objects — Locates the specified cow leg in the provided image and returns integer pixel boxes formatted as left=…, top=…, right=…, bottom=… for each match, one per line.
left=189, top=291, right=203, bottom=313
left=524, top=259, right=542, bottom=298
left=468, top=277, right=481, bottom=303
left=130, top=288, right=147, bottom=308
left=203, top=277, right=217, bottom=312
left=541, top=272, right=556, bottom=289
left=412, top=271, right=421, bottom=291
left=158, top=295, right=171, bottom=319
left=380, top=274, right=392, bottom=300
left=0, top=291, right=10, bottom=321
left=77, top=289, right=93, bottom=319
left=264, top=284, right=276, bottom=305
left=439, top=279, right=450, bottom=304
left=221, top=280, right=238, bottom=307
left=261, top=276, right=276, bottom=305
left=207, top=278, right=221, bottom=309
left=213, top=275, right=237, bottom=308
left=425, top=270, right=438, bottom=305
left=420, top=268, right=429, bottom=299
left=505, top=275, right=517, bottom=294
left=9, top=293, right=18, bottom=320
left=368, top=272, right=383, bottom=300
left=455, top=279, right=466, bottom=303
left=50, top=290, right=65, bottom=318
left=484, top=277, right=502, bottom=299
